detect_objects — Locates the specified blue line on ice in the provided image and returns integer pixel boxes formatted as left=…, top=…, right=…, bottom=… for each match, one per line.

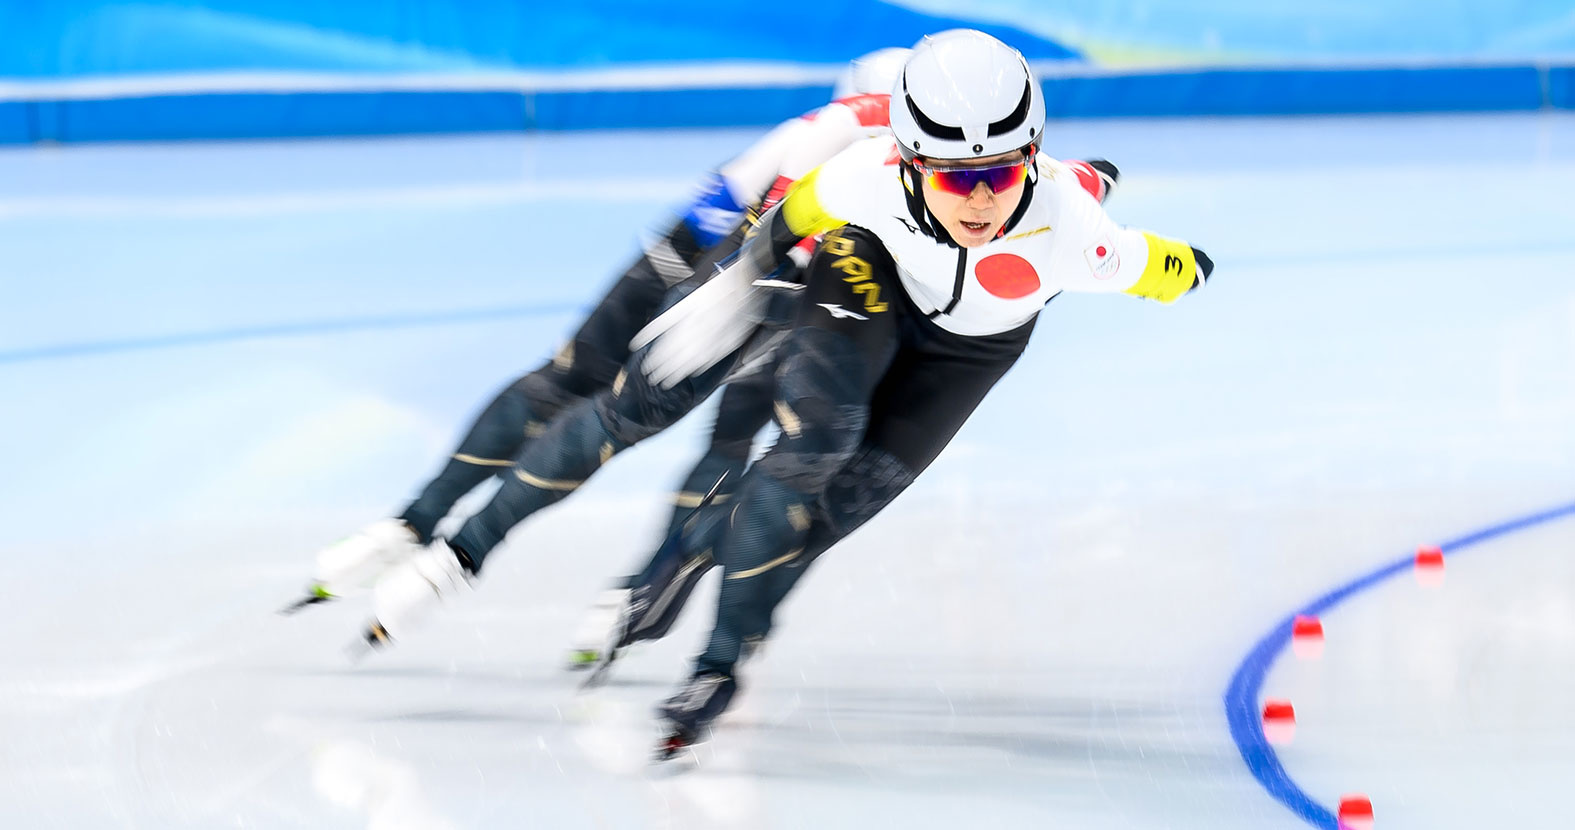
left=0, top=301, right=588, bottom=366
left=1224, top=500, right=1575, bottom=828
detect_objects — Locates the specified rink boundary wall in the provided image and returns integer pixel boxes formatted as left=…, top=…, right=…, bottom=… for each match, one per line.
left=2, top=62, right=1575, bottom=143
left=1224, top=500, right=1575, bottom=829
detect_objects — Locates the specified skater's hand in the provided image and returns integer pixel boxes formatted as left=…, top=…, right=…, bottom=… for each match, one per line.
left=632, top=258, right=767, bottom=388
left=1190, top=246, right=1213, bottom=290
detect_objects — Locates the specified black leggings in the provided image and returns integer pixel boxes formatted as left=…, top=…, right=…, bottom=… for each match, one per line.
left=657, top=367, right=776, bottom=541
left=441, top=226, right=788, bottom=569
left=696, top=225, right=1035, bottom=675
left=398, top=219, right=701, bottom=543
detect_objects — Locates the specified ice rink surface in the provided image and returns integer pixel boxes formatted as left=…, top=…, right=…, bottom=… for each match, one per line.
left=1, top=112, right=1573, bottom=829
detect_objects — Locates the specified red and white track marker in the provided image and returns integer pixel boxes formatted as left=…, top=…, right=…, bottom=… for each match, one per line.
left=1338, top=794, right=1374, bottom=830
left=1291, top=615, right=1325, bottom=660
left=1261, top=699, right=1296, bottom=746
left=1414, top=545, right=1445, bottom=588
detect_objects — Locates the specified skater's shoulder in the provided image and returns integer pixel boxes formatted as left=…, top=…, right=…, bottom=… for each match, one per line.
left=820, top=135, right=903, bottom=173
left=818, top=92, right=891, bottom=130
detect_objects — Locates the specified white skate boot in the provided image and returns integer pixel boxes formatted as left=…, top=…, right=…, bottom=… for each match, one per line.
left=566, top=587, right=631, bottom=671
left=281, top=519, right=422, bottom=614
left=351, top=540, right=474, bottom=655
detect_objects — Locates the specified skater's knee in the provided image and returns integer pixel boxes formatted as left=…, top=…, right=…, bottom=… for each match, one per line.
left=503, top=368, right=584, bottom=436
left=503, top=404, right=622, bottom=496
left=815, top=444, right=917, bottom=541
left=594, top=357, right=704, bottom=446
left=705, top=430, right=755, bottom=462
left=755, top=366, right=868, bottom=493
left=707, top=379, right=774, bottom=460
left=560, top=331, right=627, bottom=395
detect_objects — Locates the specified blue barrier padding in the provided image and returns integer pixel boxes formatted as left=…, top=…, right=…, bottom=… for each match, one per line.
left=1, top=63, right=1570, bottom=145
left=40, top=91, right=528, bottom=142
left=1550, top=66, right=1575, bottom=108
left=526, top=86, right=832, bottom=131
left=1044, top=65, right=1548, bottom=117
left=0, top=101, right=32, bottom=142
left=0, top=1, right=1077, bottom=77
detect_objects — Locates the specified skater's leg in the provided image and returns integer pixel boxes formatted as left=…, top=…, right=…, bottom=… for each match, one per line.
left=754, top=443, right=918, bottom=611
left=369, top=346, right=741, bottom=646
left=571, top=485, right=730, bottom=676
left=690, top=302, right=1037, bottom=680
left=397, top=368, right=576, bottom=542
left=595, top=371, right=778, bottom=650
left=396, top=220, right=700, bottom=541
left=446, top=347, right=735, bottom=571
left=746, top=318, right=1038, bottom=639
left=662, top=371, right=776, bottom=538
left=664, top=227, right=901, bottom=691
left=657, top=297, right=901, bottom=741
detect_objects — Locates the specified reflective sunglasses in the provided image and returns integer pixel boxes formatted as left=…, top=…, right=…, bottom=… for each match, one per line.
left=913, top=155, right=1030, bottom=197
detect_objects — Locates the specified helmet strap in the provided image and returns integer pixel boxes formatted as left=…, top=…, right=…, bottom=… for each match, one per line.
left=899, top=161, right=948, bottom=246
left=995, top=166, right=1036, bottom=239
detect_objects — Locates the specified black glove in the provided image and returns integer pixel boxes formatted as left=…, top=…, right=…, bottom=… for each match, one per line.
left=1191, top=246, right=1213, bottom=289
left=1086, top=158, right=1120, bottom=189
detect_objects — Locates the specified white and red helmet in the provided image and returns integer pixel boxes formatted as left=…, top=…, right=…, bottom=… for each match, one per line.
left=888, top=30, right=1046, bottom=163
left=831, top=47, right=914, bottom=101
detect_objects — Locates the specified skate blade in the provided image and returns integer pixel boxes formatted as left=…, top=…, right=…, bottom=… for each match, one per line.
left=344, top=621, right=392, bottom=663
left=579, top=597, right=637, bottom=690
left=578, top=647, right=621, bottom=691
left=652, top=728, right=699, bottom=765
left=565, top=649, right=599, bottom=672
left=277, top=591, right=334, bottom=616
left=653, top=733, right=688, bottom=763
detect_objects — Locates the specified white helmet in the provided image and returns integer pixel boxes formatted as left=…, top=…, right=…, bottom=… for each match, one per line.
left=888, top=30, right=1045, bottom=162
left=831, top=47, right=914, bottom=101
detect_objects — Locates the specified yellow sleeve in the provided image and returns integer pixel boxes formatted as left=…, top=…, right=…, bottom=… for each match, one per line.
left=778, top=164, right=850, bottom=239
left=1123, top=232, right=1199, bottom=304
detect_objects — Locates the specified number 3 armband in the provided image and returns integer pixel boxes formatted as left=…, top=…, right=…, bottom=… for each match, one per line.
left=1128, top=234, right=1210, bottom=304
left=1190, top=246, right=1213, bottom=286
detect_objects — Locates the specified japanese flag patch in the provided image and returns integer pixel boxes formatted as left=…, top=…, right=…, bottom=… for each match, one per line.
left=1084, top=237, right=1120, bottom=280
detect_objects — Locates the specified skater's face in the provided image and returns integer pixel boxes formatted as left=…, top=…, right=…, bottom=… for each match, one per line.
left=916, top=149, right=1029, bottom=248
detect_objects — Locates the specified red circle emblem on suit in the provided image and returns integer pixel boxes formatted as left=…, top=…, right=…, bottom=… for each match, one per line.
left=975, top=254, right=1041, bottom=299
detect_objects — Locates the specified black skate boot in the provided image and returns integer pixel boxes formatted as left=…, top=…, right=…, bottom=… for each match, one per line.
left=581, top=474, right=729, bottom=689
left=653, top=671, right=738, bottom=762
left=579, top=584, right=641, bottom=688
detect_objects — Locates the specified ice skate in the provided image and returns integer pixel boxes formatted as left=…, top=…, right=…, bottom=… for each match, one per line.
left=579, top=586, right=644, bottom=689
left=347, top=539, right=474, bottom=659
left=566, top=586, right=630, bottom=671
left=580, top=472, right=730, bottom=685
left=738, top=634, right=767, bottom=665
left=579, top=531, right=697, bottom=689
left=282, top=519, right=422, bottom=613
left=652, top=671, right=736, bottom=762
